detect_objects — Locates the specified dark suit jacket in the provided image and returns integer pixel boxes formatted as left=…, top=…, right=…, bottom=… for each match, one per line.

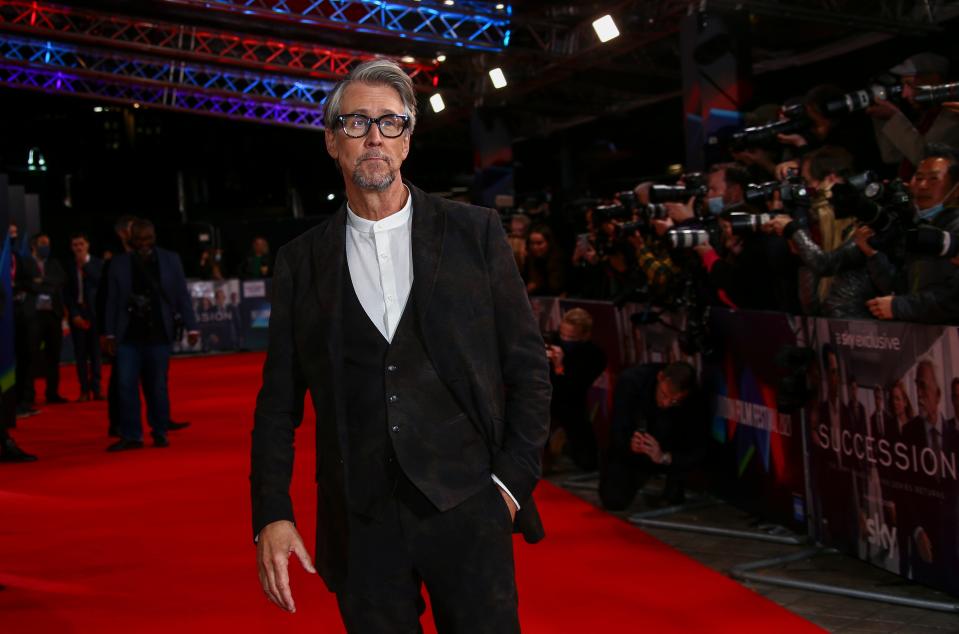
left=65, top=256, right=104, bottom=323
left=34, top=256, right=66, bottom=319
left=103, top=248, right=197, bottom=342
left=251, top=182, right=552, bottom=591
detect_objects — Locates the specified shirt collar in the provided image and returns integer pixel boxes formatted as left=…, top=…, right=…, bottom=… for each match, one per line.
left=346, top=186, right=412, bottom=234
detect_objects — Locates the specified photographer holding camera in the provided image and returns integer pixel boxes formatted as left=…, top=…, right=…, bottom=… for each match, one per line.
left=865, top=144, right=959, bottom=323
left=868, top=53, right=959, bottom=176
left=691, top=164, right=800, bottom=312
left=599, top=361, right=706, bottom=510
left=763, top=146, right=882, bottom=318
left=104, top=219, right=200, bottom=452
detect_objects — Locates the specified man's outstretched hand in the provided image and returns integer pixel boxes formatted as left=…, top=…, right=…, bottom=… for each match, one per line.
left=257, top=520, right=316, bottom=613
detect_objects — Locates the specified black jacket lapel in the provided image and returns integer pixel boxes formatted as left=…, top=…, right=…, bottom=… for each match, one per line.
left=409, top=182, right=445, bottom=345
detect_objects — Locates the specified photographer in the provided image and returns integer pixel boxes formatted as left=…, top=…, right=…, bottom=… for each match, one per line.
left=865, top=144, right=959, bottom=323
left=763, top=146, right=880, bottom=318
left=692, top=164, right=800, bottom=312
left=868, top=53, right=959, bottom=176
left=545, top=308, right=607, bottom=471
left=599, top=361, right=706, bottom=510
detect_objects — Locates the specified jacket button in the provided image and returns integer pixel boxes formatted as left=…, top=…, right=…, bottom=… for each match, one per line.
left=388, top=394, right=399, bottom=403
left=391, top=425, right=400, bottom=433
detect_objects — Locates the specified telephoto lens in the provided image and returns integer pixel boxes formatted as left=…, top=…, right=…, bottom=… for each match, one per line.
left=667, top=228, right=710, bottom=249
left=726, top=212, right=773, bottom=234
left=914, top=82, right=959, bottom=106
left=905, top=227, right=959, bottom=258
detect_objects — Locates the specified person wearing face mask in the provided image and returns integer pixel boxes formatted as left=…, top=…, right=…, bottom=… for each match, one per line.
left=763, top=146, right=881, bottom=319
left=29, top=233, right=67, bottom=405
left=544, top=308, right=607, bottom=472
left=103, top=219, right=199, bottom=452
left=692, top=163, right=800, bottom=312
left=865, top=144, right=959, bottom=323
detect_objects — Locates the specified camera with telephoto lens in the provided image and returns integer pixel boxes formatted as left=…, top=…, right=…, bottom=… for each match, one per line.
left=592, top=202, right=632, bottom=225
left=914, top=82, right=959, bottom=106
left=666, top=228, right=711, bottom=249
left=726, top=211, right=774, bottom=235
left=905, top=227, right=959, bottom=258
left=744, top=178, right=811, bottom=209
left=730, top=103, right=809, bottom=150
left=823, top=75, right=904, bottom=116
left=830, top=171, right=913, bottom=235
left=648, top=172, right=708, bottom=204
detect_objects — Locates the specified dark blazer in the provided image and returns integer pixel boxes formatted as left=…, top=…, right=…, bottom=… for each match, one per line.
left=65, top=256, right=104, bottom=322
left=34, top=256, right=66, bottom=319
left=251, top=182, right=552, bottom=591
left=104, top=248, right=198, bottom=342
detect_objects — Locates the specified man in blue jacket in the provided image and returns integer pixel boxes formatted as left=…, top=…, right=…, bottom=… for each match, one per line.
left=104, top=219, right=198, bottom=451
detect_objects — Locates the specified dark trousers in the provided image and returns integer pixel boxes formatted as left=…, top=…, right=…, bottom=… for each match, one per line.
left=599, top=452, right=686, bottom=511
left=106, top=354, right=120, bottom=435
left=116, top=341, right=171, bottom=441
left=13, top=307, right=37, bottom=404
left=36, top=311, right=63, bottom=400
left=336, top=482, right=520, bottom=634
left=71, top=324, right=102, bottom=395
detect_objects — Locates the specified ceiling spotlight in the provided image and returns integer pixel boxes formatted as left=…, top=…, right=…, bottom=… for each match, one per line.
left=430, top=93, right=446, bottom=113
left=400, top=55, right=415, bottom=64
left=93, top=106, right=103, bottom=113
left=592, top=14, right=620, bottom=43
left=132, top=102, right=140, bottom=109
left=435, top=53, right=447, bottom=63
left=488, top=67, right=507, bottom=89
left=495, top=3, right=504, bottom=8
left=443, top=0, right=454, bottom=5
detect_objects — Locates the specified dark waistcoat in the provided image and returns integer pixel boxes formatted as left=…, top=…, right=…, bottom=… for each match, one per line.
left=341, top=269, right=491, bottom=519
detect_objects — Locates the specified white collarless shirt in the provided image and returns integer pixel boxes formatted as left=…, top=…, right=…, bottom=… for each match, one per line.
left=343, top=189, right=519, bottom=511
left=346, top=189, right=414, bottom=343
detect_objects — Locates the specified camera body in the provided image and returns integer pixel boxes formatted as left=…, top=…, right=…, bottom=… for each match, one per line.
left=648, top=172, right=708, bottom=204
left=831, top=171, right=913, bottom=235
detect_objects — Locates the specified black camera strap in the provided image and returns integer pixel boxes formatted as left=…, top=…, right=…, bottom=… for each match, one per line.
left=131, top=251, right=186, bottom=339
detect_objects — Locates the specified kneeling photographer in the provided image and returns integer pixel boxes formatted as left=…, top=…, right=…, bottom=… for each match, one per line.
left=762, top=146, right=883, bottom=319
left=600, top=362, right=707, bottom=510
left=865, top=144, right=959, bottom=323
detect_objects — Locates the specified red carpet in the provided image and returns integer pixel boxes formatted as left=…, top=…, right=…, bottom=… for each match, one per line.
left=0, top=353, right=821, bottom=633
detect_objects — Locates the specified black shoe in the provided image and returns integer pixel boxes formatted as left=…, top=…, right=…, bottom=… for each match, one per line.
left=46, top=395, right=69, bottom=405
left=106, top=439, right=144, bottom=452
left=167, top=420, right=191, bottom=431
left=0, top=439, right=38, bottom=462
left=153, top=436, right=169, bottom=448
left=15, top=405, right=40, bottom=419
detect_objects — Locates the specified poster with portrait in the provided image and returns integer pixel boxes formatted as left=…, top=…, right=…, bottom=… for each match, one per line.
left=175, top=279, right=242, bottom=353
left=239, top=279, right=272, bottom=350
left=805, top=317, right=959, bottom=596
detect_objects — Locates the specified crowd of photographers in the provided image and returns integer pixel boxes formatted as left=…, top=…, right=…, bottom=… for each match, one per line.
left=513, top=51, right=959, bottom=326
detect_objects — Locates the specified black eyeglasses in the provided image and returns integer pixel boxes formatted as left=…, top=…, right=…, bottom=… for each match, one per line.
left=335, top=113, right=410, bottom=138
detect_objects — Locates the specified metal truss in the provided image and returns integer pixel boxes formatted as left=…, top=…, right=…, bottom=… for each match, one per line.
left=705, top=0, right=959, bottom=35
left=158, top=0, right=511, bottom=52
left=0, top=34, right=336, bottom=104
left=0, top=61, right=326, bottom=129
left=0, top=0, right=439, bottom=88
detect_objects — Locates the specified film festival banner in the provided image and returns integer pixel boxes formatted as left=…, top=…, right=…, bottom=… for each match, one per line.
left=238, top=279, right=272, bottom=351
left=175, top=279, right=242, bottom=353
left=806, top=317, right=959, bottom=596
left=709, top=308, right=807, bottom=532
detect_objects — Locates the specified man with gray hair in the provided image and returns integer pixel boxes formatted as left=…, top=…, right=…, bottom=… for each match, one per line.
left=251, top=59, right=551, bottom=632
